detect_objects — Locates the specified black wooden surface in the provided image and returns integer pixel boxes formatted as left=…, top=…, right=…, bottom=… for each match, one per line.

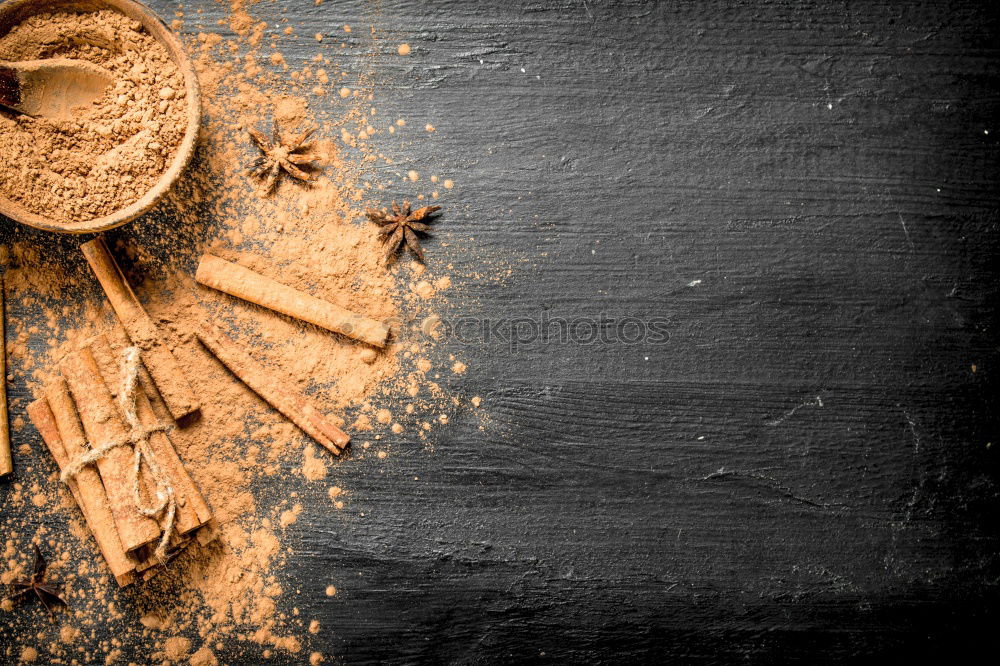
left=3, top=0, right=1000, bottom=663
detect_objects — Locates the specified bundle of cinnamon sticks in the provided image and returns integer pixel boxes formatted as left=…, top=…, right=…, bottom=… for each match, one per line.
left=28, top=334, right=215, bottom=586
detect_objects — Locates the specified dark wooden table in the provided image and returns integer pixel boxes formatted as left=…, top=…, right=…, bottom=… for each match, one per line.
left=2, top=0, right=999, bottom=663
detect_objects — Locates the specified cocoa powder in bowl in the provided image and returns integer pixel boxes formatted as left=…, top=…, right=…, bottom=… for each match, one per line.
left=0, top=0, right=198, bottom=232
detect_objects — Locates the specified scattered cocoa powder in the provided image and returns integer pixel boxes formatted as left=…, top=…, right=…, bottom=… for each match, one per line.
left=0, top=9, right=188, bottom=223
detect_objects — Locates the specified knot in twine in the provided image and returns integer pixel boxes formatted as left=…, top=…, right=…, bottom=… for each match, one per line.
left=60, top=347, right=177, bottom=564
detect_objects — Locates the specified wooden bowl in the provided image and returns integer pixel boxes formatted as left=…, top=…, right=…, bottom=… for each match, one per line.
left=0, top=0, right=200, bottom=234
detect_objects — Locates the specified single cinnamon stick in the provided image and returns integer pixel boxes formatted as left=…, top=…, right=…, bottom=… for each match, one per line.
left=80, top=237, right=199, bottom=420
left=27, top=390, right=137, bottom=586
left=88, top=334, right=213, bottom=534
left=195, top=254, right=390, bottom=348
left=0, top=279, right=10, bottom=478
left=195, top=322, right=350, bottom=455
left=60, top=347, right=162, bottom=553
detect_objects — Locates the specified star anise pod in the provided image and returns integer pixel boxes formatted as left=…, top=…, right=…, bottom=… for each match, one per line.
left=366, top=201, right=442, bottom=265
left=6, top=544, right=68, bottom=614
left=245, top=125, right=320, bottom=193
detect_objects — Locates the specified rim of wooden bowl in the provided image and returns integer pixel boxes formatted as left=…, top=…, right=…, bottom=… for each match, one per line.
left=0, top=0, right=200, bottom=234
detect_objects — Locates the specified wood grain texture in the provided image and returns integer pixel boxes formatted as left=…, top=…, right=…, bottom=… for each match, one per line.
left=1, top=0, right=999, bottom=663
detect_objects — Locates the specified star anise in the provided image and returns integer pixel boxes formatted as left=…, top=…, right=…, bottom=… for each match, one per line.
left=366, top=201, right=442, bottom=265
left=6, top=545, right=68, bottom=614
left=245, top=125, right=320, bottom=193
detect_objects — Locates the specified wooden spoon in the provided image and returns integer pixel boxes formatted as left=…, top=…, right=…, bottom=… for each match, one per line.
left=0, top=58, right=112, bottom=120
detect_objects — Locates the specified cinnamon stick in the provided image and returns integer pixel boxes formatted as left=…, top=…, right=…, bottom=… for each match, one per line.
left=60, top=348, right=162, bottom=553
left=88, top=334, right=213, bottom=535
left=27, top=389, right=137, bottom=586
left=195, top=322, right=350, bottom=455
left=1, top=279, right=10, bottom=478
left=195, top=254, right=390, bottom=348
left=80, top=237, right=199, bottom=420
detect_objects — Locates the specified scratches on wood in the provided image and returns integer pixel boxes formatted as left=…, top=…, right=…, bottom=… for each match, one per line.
left=765, top=395, right=825, bottom=427
left=695, top=467, right=842, bottom=510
